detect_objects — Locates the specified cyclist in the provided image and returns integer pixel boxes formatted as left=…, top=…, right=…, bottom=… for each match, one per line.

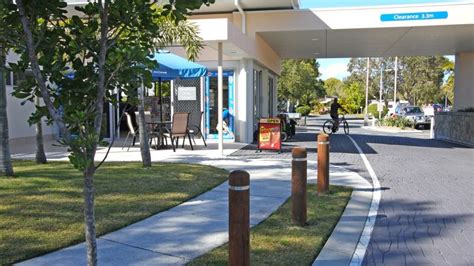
left=330, top=98, right=347, bottom=132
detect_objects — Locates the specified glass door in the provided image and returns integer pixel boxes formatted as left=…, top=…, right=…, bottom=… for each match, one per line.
left=205, top=71, right=234, bottom=139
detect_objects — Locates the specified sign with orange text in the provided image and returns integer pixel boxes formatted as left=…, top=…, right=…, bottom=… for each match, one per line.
left=258, top=118, right=281, bottom=152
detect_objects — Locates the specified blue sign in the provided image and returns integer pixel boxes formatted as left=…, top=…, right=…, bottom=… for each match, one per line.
left=381, top=11, right=448, bottom=22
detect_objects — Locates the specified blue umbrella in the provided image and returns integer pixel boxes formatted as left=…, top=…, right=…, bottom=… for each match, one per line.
left=151, top=51, right=207, bottom=81
left=150, top=51, right=207, bottom=122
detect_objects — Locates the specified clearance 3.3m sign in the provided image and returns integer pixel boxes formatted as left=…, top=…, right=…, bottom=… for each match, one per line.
left=381, top=11, right=448, bottom=22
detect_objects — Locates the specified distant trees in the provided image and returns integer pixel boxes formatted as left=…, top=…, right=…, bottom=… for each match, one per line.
left=323, top=56, right=453, bottom=114
left=323, top=77, right=343, bottom=97
left=277, top=59, right=324, bottom=111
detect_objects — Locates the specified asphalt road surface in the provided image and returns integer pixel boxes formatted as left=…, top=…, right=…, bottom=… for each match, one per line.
left=232, top=115, right=473, bottom=265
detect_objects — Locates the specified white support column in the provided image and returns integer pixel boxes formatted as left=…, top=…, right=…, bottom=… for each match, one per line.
left=236, top=58, right=253, bottom=143
left=170, top=80, right=174, bottom=116
left=454, top=52, right=474, bottom=111
left=218, top=42, right=224, bottom=156
left=200, top=77, right=205, bottom=131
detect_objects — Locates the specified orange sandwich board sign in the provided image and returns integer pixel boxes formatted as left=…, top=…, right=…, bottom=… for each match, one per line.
left=258, top=118, right=282, bottom=152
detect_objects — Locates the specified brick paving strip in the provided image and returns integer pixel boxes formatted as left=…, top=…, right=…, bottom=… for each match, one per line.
left=15, top=146, right=373, bottom=266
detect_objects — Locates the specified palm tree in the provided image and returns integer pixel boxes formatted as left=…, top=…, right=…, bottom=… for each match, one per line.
left=0, top=45, right=14, bottom=176
left=136, top=14, right=203, bottom=165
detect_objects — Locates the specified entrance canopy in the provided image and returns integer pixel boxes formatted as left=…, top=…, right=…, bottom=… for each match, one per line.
left=184, top=1, right=474, bottom=74
left=151, top=51, right=208, bottom=81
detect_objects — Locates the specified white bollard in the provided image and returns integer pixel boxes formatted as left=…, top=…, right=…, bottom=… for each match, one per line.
left=430, top=116, right=435, bottom=139
left=372, top=118, right=376, bottom=127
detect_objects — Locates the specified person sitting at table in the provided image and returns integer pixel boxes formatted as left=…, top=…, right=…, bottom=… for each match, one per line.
left=217, top=108, right=234, bottom=138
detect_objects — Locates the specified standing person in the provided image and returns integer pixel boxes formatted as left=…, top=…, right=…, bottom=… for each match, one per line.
left=330, top=98, right=347, bottom=131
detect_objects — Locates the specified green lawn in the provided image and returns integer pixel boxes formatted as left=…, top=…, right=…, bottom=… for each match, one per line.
left=189, top=185, right=352, bottom=265
left=0, top=160, right=228, bottom=265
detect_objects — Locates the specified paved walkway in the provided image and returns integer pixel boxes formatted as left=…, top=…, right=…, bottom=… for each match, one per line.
left=14, top=138, right=373, bottom=266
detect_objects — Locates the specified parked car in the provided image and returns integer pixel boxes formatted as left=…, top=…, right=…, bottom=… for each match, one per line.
left=395, top=105, right=431, bottom=129
left=387, top=100, right=410, bottom=117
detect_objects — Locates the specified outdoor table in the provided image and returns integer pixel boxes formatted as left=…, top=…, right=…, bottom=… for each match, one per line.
left=146, top=121, right=172, bottom=149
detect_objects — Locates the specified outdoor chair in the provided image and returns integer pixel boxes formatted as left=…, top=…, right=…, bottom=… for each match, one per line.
left=122, top=112, right=138, bottom=151
left=188, top=112, right=207, bottom=147
left=162, top=112, right=193, bottom=152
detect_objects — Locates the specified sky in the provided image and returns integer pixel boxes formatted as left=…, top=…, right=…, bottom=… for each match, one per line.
left=300, top=0, right=462, bottom=80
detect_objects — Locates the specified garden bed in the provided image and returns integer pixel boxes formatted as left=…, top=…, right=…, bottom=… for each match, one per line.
left=189, top=185, right=352, bottom=265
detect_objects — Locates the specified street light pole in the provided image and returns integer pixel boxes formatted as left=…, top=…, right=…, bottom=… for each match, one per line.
left=393, top=56, right=398, bottom=105
left=364, top=57, right=370, bottom=126
left=379, top=62, right=384, bottom=120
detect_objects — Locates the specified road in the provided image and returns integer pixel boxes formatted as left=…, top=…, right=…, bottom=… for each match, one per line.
left=232, top=114, right=474, bottom=265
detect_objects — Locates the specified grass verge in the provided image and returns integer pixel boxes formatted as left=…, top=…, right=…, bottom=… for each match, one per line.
left=0, top=160, right=228, bottom=265
left=189, top=185, right=352, bottom=265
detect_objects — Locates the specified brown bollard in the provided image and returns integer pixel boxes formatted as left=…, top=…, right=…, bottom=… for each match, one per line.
left=229, top=170, right=250, bottom=266
left=317, top=133, right=330, bottom=194
left=292, top=147, right=307, bottom=226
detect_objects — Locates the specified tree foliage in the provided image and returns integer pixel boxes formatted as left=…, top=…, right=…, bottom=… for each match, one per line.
left=277, top=59, right=324, bottom=107
left=323, top=77, right=343, bottom=97
left=340, top=82, right=364, bottom=113
left=398, top=56, right=449, bottom=105
left=343, top=56, right=451, bottom=110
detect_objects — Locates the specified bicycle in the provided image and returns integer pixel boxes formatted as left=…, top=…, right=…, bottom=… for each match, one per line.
left=322, top=114, right=349, bottom=135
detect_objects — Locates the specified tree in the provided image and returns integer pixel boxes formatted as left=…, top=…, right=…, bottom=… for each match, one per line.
left=346, top=57, right=395, bottom=102
left=34, top=96, right=47, bottom=164
left=136, top=14, right=204, bottom=167
left=278, top=59, right=324, bottom=108
left=0, top=44, right=14, bottom=176
left=323, top=77, right=343, bottom=97
left=340, top=81, right=364, bottom=113
left=2, top=0, right=213, bottom=265
left=398, top=56, right=449, bottom=105
left=0, top=5, right=15, bottom=176
left=441, top=59, right=454, bottom=105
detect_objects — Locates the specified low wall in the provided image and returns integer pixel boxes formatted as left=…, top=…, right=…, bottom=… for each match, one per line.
left=434, top=112, right=474, bottom=147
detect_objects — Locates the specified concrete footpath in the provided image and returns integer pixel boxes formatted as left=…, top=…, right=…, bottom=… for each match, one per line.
left=15, top=145, right=373, bottom=266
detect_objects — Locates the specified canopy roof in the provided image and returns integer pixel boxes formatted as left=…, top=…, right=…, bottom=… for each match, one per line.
left=151, top=51, right=208, bottom=81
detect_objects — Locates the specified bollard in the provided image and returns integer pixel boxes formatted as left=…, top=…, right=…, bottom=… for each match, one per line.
left=317, top=134, right=330, bottom=194
left=292, top=147, right=307, bottom=226
left=229, top=170, right=250, bottom=266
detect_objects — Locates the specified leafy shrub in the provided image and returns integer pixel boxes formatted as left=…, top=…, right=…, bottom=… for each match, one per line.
left=311, top=102, right=326, bottom=114
left=380, top=116, right=412, bottom=129
left=296, top=105, right=312, bottom=116
left=367, top=103, right=388, bottom=118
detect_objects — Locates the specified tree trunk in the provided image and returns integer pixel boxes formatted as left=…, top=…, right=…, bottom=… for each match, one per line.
left=83, top=164, right=97, bottom=266
left=35, top=96, right=47, bottom=164
left=0, top=46, right=14, bottom=176
left=138, top=83, right=152, bottom=167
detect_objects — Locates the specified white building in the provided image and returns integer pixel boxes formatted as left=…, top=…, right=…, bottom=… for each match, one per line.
left=4, top=0, right=474, bottom=146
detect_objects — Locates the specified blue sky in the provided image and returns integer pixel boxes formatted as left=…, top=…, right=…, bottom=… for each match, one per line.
left=301, top=0, right=460, bottom=80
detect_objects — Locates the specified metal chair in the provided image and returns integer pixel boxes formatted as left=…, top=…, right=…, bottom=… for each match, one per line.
left=162, top=112, right=193, bottom=152
left=188, top=112, right=207, bottom=147
left=122, top=112, right=138, bottom=151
